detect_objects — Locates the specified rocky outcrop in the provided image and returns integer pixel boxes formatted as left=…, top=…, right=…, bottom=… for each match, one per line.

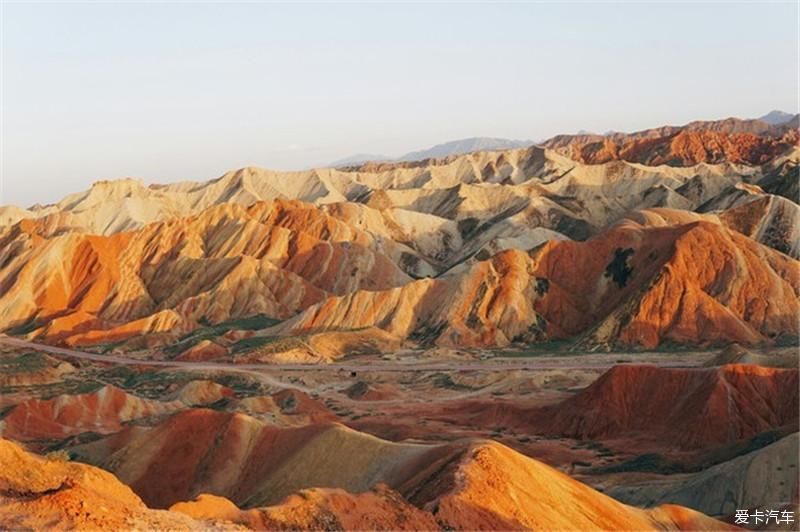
left=542, top=116, right=799, bottom=167
left=0, top=201, right=415, bottom=346
left=57, top=412, right=728, bottom=531
left=540, top=365, right=799, bottom=449
left=273, top=213, right=799, bottom=349
left=0, top=438, right=212, bottom=530
left=610, top=433, right=799, bottom=517
left=0, top=383, right=233, bottom=441
left=0, top=119, right=797, bottom=352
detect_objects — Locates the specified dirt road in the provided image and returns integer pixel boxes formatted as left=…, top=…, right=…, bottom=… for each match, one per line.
left=0, top=335, right=691, bottom=374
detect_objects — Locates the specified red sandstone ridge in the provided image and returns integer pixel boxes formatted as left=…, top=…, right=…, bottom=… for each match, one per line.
left=171, top=487, right=440, bottom=530
left=416, top=441, right=730, bottom=531
left=0, top=383, right=232, bottom=442
left=73, top=408, right=458, bottom=509
left=0, top=200, right=415, bottom=347
left=561, top=130, right=797, bottom=166
left=541, top=364, right=799, bottom=449
left=169, top=443, right=730, bottom=531
left=60, top=410, right=729, bottom=531
left=0, top=432, right=729, bottom=531
left=542, top=115, right=799, bottom=166
left=0, top=386, right=176, bottom=441
left=0, top=438, right=210, bottom=530
left=594, top=218, right=799, bottom=348
left=167, top=439, right=731, bottom=531
left=272, top=211, right=799, bottom=349
left=0, top=129, right=797, bottom=352
left=3, top=200, right=794, bottom=350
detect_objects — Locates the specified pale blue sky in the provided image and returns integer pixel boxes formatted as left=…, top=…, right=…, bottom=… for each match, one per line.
left=2, top=2, right=797, bottom=207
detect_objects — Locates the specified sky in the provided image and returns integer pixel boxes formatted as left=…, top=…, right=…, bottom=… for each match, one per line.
left=1, top=2, right=798, bottom=207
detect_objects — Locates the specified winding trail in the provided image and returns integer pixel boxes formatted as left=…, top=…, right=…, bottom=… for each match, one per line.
left=0, top=336, right=321, bottom=393
left=0, top=335, right=700, bottom=402
left=0, top=335, right=692, bottom=373
left=0, top=335, right=680, bottom=371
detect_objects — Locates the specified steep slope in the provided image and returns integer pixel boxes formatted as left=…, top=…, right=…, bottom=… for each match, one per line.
left=0, top=200, right=420, bottom=346
left=66, top=410, right=727, bottom=531
left=396, top=137, right=532, bottom=162
left=547, top=129, right=797, bottom=166
left=540, top=365, right=799, bottom=450
left=171, top=443, right=727, bottom=531
left=418, top=441, right=728, bottom=531
left=71, top=409, right=455, bottom=509
left=759, top=153, right=799, bottom=202
left=542, top=115, right=799, bottom=166
left=3, top=116, right=789, bottom=236
left=0, top=438, right=213, bottom=530
left=0, top=383, right=233, bottom=441
left=609, top=432, right=799, bottom=517
left=7, top=166, right=366, bottom=234
left=349, top=145, right=771, bottom=231
left=707, top=190, right=800, bottom=258
left=3, top=199, right=795, bottom=350
left=587, top=221, right=798, bottom=348
left=0, top=119, right=797, bottom=352
left=2, top=140, right=783, bottom=239
left=171, top=488, right=440, bottom=531
left=270, top=211, right=799, bottom=349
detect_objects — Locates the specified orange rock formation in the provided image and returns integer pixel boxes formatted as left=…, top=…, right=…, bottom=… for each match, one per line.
left=542, top=364, right=799, bottom=449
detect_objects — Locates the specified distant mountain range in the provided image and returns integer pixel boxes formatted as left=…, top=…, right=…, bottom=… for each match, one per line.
left=758, top=110, right=797, bottom=125
left=328, top=153, right=393, bottom=167
left=330, top=137, right=533, bottom=167
left=397, top=137, right=533, bottom=162
left=1, top=109, right=797, bottom=532
left=331, top=111, right=795, bottom=167
left=2, top=111, right=797, bottom=351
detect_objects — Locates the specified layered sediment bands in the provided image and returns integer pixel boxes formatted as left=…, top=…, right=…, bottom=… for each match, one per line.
left=0, top=352, right=75, bottom=388
left=0, top=430, right=730, bottom=531
left=2, top=200, right=796, bottom=350
left=58, top=412, right=728, bottom=531
left=0, top=200, right=415, bottom=346
left=0, top=116, right=795, bottom=531
left=425, top=441, right=728, bottom=530
left=553, top=130, right=798, bottom=166
left=1, top=139, right=792, bottom=240
left=541, top=364, right=799, bottom=449
left=407, top=363, right=798, bottom=456
left=274, top=212, right=799, bottom=348
left=169, top=443, right=730, bottom=531
left=609, top=432, right=800, bottom=517
left=0, top=383, right=233, bottom=441
left=542, top=115, right=799, bottom=166
left=608, top=221, right=799, bottom=347
left=0, top=121, right=797, bottom=351
left=171, top=487, right=441, bottom=531
left=74, top=409, right=462, bottom=509
left=718, top=195, right=800, bottom=258
left=0, top=438, right=209, bottom=530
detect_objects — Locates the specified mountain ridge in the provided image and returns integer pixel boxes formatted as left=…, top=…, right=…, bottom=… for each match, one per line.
left=0, top=115, right=797, bottom=354
left=330, top=136, right=533, bottom=168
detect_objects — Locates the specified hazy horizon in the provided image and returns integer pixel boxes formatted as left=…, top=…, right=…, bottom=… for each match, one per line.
left=2, top=2, right=798, bottom=207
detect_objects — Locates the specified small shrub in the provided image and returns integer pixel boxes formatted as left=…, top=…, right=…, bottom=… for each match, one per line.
left=46, top=449, right=71, bottom=462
